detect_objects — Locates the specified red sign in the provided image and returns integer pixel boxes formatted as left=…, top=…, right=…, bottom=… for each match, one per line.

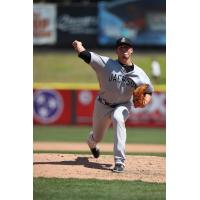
left=33, top=89, right=165, bottom=127
left=127, top=92, right=166, bottom=127
left=76, top=90, right=98, bottom=125
left=33, top=89, right=72, bottom=125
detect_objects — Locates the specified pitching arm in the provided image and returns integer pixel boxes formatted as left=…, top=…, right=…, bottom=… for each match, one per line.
left=72, top=40, right=109, bottom=70
left=72, top=40, right=86, bottom=54
left=72, top=40, right=91, bottom=64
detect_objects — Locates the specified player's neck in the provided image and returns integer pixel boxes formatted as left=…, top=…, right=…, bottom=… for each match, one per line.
left=118, top=58, right=133, bottom=66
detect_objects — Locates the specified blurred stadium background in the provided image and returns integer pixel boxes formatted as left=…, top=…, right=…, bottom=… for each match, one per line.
left=33, top=0, right=166, bottom=140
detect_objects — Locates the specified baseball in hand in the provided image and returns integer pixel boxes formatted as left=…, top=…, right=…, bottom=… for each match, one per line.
left=72, top=40, right=82, bottom=48
left=72, top=40, right=85, bottom=53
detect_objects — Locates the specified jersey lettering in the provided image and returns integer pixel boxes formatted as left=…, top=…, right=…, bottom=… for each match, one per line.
left=108, top=73, right=136, bottom=87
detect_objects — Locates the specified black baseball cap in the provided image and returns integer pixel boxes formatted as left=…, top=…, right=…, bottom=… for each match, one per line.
left=115, top=37, right=133, bottom=48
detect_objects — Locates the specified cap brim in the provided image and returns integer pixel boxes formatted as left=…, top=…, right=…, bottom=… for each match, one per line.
left=116, top=42, right=133, bottom=48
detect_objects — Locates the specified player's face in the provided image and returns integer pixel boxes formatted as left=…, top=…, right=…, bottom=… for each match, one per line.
left=116, top=44, right=133, bottom=61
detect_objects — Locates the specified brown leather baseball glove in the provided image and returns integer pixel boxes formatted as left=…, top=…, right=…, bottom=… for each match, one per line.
left=133, top=84, right=148, bottom=108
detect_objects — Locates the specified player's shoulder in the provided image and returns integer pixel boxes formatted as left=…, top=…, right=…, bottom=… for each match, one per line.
left=90, top=51, right=110, bottom=63
left=90, top=51, right=110, bottom=60
left=134, top=64, right=146, bottom=74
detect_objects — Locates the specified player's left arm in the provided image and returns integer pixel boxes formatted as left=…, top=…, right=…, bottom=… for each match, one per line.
left=143, top=93, right=152, bottom=106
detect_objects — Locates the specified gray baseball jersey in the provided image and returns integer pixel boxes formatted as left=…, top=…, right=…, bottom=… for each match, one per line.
left=90, top=52, right=154, bottom=104
left=86, top=51, right=153, bottom=166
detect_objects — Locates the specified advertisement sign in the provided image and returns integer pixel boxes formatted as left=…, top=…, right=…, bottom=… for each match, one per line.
left=33, top=4, right=57, bottom=45
left=33, top=89, right=71, bottom=125
left=98, top=0, right=166, bottom=46
left=127, top=92, right=166, bottom=127
left=57, top=5, right=98, bottom=47
left=33, top=89, right=165, bottom=127
left=75, top=90, right=165, bottom=127
left=76, top=90, right=98, bottom=125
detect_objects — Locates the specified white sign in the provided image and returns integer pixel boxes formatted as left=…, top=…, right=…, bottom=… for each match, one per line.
left=33, top=4, right=57, bottom=45
left=78, top=90, right=93, bottom=105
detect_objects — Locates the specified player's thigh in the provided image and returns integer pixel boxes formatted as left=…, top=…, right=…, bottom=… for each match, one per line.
left=92, top=100, right=112, bottom=139
left=93, top=115, right=112, bottom=140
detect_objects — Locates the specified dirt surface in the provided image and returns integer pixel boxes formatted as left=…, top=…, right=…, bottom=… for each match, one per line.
left=33, top=153, right=165, bottom=183
left=34, top=142, right=165, bottom=153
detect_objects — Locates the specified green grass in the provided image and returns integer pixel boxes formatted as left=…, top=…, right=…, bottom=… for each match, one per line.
left=33, top=51, right=166, bottom=84
left=33, top=126, right=165, bottom=144
left=33, top=178, right=165, bottom=200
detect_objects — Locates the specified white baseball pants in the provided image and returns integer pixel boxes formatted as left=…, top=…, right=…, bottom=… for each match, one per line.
left=88, top=98, right=132, bottom=165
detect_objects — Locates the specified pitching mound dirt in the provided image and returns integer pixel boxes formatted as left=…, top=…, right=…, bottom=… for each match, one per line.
left=33, top=142, right=166, bottom=153
left=33, top=153, right=165, bottom=183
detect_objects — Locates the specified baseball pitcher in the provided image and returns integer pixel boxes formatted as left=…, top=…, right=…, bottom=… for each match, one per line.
left=72, top=37, right=153, bottom=173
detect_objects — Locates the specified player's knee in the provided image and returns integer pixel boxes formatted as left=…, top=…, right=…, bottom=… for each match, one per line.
left=112, top=113, right=124, bottom=124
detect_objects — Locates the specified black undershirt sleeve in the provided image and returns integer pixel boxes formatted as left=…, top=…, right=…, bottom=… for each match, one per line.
left=78, top=50, right=91, bottom=64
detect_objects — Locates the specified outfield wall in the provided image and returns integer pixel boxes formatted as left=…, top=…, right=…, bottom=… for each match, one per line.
left=33, top=1, right=166, bottom=48
left=33, top=83, right=165, bottom=128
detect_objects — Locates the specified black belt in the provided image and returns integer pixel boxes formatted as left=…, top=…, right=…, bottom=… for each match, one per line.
left=97, top=96, right=119, bottom=108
